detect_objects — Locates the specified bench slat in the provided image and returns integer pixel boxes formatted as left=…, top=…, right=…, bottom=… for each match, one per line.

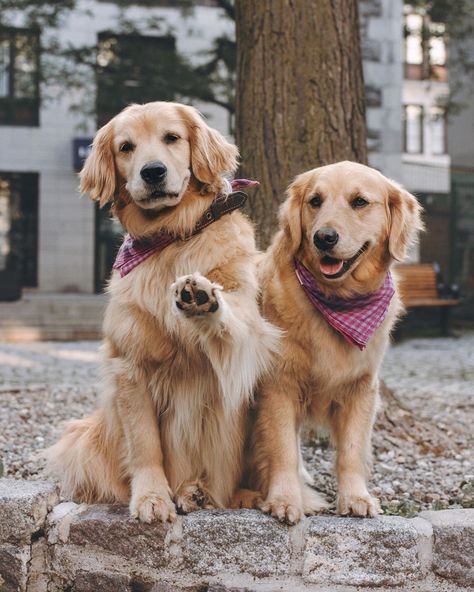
left=395, top=263, right=458, bottom=310
left=403, top=299, right=459, bottom=307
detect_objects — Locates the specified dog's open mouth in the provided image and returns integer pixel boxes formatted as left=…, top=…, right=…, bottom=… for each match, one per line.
left=320, top=242, right=369, bottom=279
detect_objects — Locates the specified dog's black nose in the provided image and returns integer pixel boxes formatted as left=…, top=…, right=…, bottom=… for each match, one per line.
left=314, top=227, right=339, bottom=250
left=140, top=161, right=167, bottom=184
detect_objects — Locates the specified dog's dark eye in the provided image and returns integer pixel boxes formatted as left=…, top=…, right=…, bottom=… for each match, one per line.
left=164, top=133, right=180, bottom=144
left=310, top=195, right=322, bottom=208
left=119, top=142, right=134, bottom=153
left=352, top=196, right=368, bottom=209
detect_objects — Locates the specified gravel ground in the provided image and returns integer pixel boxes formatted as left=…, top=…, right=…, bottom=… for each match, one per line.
left=0, top=335, right=473, bottom=515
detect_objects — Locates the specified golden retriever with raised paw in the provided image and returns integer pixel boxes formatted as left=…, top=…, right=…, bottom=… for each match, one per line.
left=46, top=102, right=279, bottom=522
left=250, top=161, right=423, bottom=524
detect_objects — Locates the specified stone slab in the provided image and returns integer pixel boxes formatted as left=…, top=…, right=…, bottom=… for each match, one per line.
left=67, top=504, right=171, bottom=569
left=303, top=515, right=427, bottom=587
left=420, top=509, right=474, bottom=586
left=182, top=509, right=291, bottom=578
left=0, top=544, right=30, bottom=592
left=0, top=479, right=58, bottom=545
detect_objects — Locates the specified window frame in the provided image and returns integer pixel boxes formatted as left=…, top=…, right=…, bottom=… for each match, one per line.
left=0, top=171, right=39, bottom=288
left=403, top=11, right=448, bottom=82
left=96, top=30, right=177, bottom=127
left=0, top=26, right=41, bottom=127
left=430, top=107, right=447, bottom=156
left=404, top=104, right=425, bottom=155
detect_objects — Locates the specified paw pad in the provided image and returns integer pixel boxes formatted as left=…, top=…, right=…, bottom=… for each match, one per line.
left=173, top=274, right=220, bottom=317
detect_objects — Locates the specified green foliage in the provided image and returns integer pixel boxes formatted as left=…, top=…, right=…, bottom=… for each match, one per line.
left=405, top=0, right=473, bottom=27
left=0, top=0, right=75, bottom=28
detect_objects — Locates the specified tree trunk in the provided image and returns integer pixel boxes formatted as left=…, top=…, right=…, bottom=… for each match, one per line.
left=235, top=0, right=367, bottom=247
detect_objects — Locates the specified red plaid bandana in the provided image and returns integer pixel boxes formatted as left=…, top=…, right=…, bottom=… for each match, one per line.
left=294, top=259, right=395, bottom=350
left=113, top=179, right=259, bottom=278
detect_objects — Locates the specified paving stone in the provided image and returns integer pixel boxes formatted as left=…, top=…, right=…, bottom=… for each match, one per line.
left=0, top=544, right=29, bottom=592
left=303, top=515, right=427, bottom=587
left=68, top=504, right=171, bottom=569
left=72, top=570, right=131, bottom=592
left=182, top=509, right=291, bottom=577
left=0, top=479, right=58, bottom=545
left=420, top=509, right=474, bottom=585
left=206, top=587, right=257, bottom=592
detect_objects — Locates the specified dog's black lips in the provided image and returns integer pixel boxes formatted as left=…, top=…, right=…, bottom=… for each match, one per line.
left=320, top=241, right=370, bottom=279
left=138, top=190, right=180, bottom=204
left=150, top=190, right=168, bottom=199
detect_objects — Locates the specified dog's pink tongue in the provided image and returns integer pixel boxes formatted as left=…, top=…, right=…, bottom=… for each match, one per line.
left=320, top=259, right=344, bottom=276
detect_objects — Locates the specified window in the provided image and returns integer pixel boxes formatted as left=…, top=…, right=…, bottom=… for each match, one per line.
left=431, top=107, right=447, bottom=155
left=404, top=105, right=424, bottom=154
left=0, top=27, right=40, bottom=126
left=97, top=32, right=177, bottom=127
left=405, top=13, right=423, bottom=66
left=95, top=31, right=183, bottom=287
left=429, top=21, right=447, bottom=81
left=429, top=23, right=446, bottom=66
left=0, top=173, right=39, bottom=287
left=404, top=12, right=447, bottom=81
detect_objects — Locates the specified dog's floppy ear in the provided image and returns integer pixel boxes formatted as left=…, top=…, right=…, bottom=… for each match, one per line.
left=79, top=122, right=116, bottom=207
left=279, top=174, right=305, bottom=253
left=180, top=105, right=238, bottom=192
left=387, top=180, right=424, bottom=261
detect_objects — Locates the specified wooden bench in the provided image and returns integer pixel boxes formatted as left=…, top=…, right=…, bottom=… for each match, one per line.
left=395, top=263, right=460, bottom=335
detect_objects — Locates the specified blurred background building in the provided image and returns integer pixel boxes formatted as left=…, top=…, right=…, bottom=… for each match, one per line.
left=0, top=0, right=472, bottom=337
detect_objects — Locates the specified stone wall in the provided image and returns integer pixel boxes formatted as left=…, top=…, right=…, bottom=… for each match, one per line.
left=0, top=479, right=473, bottom=592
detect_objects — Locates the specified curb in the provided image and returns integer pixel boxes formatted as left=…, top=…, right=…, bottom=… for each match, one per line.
left=0, top=479, right=472, bottom=591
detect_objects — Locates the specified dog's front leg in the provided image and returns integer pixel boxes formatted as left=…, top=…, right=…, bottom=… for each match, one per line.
left=331, top=381, right=381, bottom=517
left=116, top=372, right=176, bottom=523
left=254, top=385, right=306, bottom=525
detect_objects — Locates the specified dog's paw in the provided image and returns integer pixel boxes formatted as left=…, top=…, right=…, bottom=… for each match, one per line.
left=174, top=482, right=213, bottom=514
left=172, top=273, right=221, bottom=317
left=259, top=496, right=304, bottom=525
left=130, top=492, right=177, bottom=523
left=337, top=491, right=381, bottom=517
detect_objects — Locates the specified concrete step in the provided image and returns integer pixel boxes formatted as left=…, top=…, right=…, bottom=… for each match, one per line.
left=0, top=293, right=107, bottom=342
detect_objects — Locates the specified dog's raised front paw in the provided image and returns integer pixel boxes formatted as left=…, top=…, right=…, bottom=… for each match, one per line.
left=260, top=496, right=303, bottom=525
left=172, top=273, right=221, bottom=317
left=337, top=491, right=381, bottom=517
left=130, top=491, right=177, bottom=523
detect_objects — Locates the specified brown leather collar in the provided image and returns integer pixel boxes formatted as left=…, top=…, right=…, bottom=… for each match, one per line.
left=183, top=191, right=247, bottom=239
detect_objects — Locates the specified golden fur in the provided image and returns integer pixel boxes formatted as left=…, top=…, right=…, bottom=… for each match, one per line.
left=248, top=161, right=423, bottom=524
left=46, top=102, right=279, bottom=522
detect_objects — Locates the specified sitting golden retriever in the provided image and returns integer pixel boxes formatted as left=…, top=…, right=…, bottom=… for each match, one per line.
left=250, top=161, right=422, bottom=524
left=46, top=101, right=279, bottom=522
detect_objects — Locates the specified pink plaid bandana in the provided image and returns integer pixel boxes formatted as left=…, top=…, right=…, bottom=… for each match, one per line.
left=294, top=259, right=395, bottom=350
left=113, top=179, right=259, bottom=278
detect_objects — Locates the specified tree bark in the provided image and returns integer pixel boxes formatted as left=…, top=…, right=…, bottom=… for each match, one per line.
left=236, top=0, right=367, bottom=247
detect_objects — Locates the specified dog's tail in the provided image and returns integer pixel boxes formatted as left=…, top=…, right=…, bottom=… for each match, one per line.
left=45, top=410, right=129, bottom=504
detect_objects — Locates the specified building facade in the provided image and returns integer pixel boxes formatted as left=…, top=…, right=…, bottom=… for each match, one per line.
left=2, top=0, right=405, bottom=297
left=0, top=1, right=234, bottom=297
